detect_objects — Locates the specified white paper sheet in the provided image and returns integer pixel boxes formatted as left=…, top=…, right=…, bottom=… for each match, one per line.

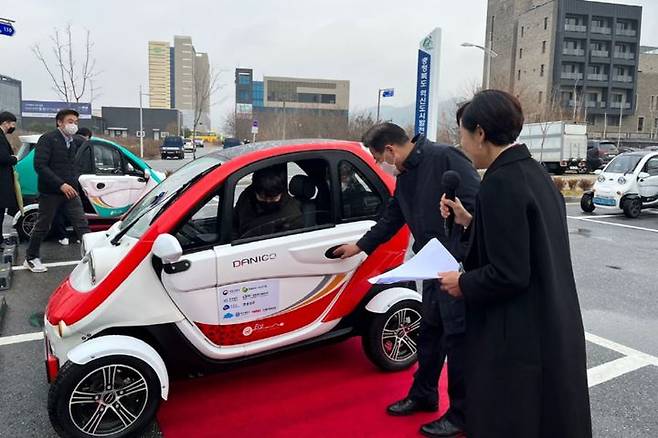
left=368, top=238, right=460, bottom=285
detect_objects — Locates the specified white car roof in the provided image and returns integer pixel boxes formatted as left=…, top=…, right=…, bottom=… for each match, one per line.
left=19, top=134, right=42, bottom=144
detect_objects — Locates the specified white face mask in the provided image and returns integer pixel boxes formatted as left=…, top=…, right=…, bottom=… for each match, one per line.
left=379, top=162, right=399, bottom=177
left=62, top=123, right=78, bottom=136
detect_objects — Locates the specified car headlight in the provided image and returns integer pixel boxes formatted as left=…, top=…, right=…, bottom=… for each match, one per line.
left=597, top=175, right=606, bottom=183
left=617, top=176, right=627, bottom=185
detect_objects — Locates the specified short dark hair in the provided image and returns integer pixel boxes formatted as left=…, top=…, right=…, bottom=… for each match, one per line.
left=253, top=166, right=286, bottom=197
left=460, top=90, right=524, bottom=146
left=0, top=111, right=17, bottom=124
left=77, top=127, right=93, bottom=138
left=456, top=102, right=470, bottom=126
left=55, top=109, right=80, bottom=123
left=361, top=122, right=410, bottom=153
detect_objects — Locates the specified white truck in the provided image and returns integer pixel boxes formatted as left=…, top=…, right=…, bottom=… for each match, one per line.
left=517, top=121, right=587, bottom=174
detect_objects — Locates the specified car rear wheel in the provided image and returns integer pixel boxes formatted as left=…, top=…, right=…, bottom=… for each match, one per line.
left=580, top=192, right=595, bottom=213
left=622, top=198, right=642, bottom=218
left=15, top=209, right=38, bottom=241
left=48, top=356, right=161, bottom=438
left=362, top=299, right=422, bottom=371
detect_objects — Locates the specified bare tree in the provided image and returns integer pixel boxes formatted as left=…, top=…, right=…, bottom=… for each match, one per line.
left=192, top=65, right=224, bottom=154
left=32, top=25, right=98, bottom=103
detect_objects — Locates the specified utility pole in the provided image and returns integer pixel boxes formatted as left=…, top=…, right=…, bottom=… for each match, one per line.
left=376, top=89, right=382, bottom=122
left=139, top=85, right=144, bottom=158
left=461, top=42, right=498, bottom=90
left=282, top=100, right=287, bottom=140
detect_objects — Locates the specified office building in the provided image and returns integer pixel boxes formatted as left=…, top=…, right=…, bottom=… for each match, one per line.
left=147, top=35, right=211, bottom=130
left=0, top=74, right=22, bottom=124
left=101, top=106, right=182, bottom=140
left=484, top=0, right=643, bottom=125
left=148, top=41, right=171, bottom=109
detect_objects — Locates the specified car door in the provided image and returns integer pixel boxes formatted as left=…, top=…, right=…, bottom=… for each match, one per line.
left=77, top=141, right=150, bottom=217
left=638, top=155, right=658, bottom=201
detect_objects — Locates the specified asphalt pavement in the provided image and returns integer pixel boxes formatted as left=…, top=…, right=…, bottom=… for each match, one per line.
left=0, top=163, right=656, bottom=437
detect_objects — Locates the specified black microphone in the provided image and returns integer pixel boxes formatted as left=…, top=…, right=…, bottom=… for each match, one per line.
left=442, top=170, right=462, bottom=237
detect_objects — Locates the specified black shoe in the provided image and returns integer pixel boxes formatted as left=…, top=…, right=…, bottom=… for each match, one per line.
left=420, top=416, right=464, bottom=437
left=386, top=397, right=438, bottom=416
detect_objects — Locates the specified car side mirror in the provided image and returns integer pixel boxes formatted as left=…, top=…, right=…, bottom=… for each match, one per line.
left=594, top=169, right=602, bottom=175
left=152, top=234, right=182, bottom=264
left=638, top=172, right=650, bottom=179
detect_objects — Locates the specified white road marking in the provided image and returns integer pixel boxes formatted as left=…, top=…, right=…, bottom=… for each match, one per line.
left=585, top=332, right=658, bottom=367
left=0, top=331, right=43, bottom=347
left=13, top=260, right=80, bottom=271
left=567, top=216, right=658, bottom=233
left=587, top=356, right=650, bottom=388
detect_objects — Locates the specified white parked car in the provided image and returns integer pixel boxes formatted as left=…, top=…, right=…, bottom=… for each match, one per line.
left=581, top=151, right=658, bottom=218
left=183, top=138, right=196, bottom=152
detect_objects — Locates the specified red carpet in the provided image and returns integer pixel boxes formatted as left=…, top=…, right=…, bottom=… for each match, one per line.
left=157, top=338, right=449, bottom=437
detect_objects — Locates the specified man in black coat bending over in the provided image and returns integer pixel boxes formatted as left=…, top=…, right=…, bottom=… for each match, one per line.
left=334, top=123, right=480, bottom=437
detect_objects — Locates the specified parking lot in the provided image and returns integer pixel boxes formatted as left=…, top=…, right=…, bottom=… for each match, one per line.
left=0, top=171, right=656, bottom=436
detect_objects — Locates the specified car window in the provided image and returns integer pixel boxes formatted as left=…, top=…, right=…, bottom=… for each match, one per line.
left=93, top=143, right=123, bottom=175
left=339, top=161, right=384, bottom=221
left=645, top=157, right=658, bottom=176
left=76, top=144, right=94, bottom=174
left=231, top=159, right=332, bottom=243
left=175, top=193, right=222, bottom=251
left=605, top=154, right=642, bottom=174
left=163, top=137, right=183, bottom=147
left=16, top=142, right=35, bottom=161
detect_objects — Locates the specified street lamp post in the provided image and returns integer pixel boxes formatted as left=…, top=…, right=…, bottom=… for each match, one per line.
left=461, top=42, right=499, bottom=90
left=138, top=85, right=151, bottom=159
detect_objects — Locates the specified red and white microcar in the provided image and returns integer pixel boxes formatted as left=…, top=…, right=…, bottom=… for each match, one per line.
left=43, top=140, right=421, bottom=438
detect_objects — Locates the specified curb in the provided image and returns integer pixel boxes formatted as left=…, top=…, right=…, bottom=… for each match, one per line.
left=564, top=196, right=581, bottom=203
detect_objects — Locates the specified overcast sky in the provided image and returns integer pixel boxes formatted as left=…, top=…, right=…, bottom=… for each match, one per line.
left=2, top=0, right=657, bottom=129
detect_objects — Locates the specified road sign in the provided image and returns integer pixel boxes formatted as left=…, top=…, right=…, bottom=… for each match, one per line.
left=136, top=130, right=145, bottom=138
left=381, top=88, right=395, bottom=98
left=251, top=119, right=259, bottom=134
left=0, top=22, right=15, bottom=37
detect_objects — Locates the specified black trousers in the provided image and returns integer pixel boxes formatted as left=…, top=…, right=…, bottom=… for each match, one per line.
left=408, top=281, right=467, bottom=429
left=50, top=208, right=68, bottom=240
left=26, top=194, right=90, bottom=260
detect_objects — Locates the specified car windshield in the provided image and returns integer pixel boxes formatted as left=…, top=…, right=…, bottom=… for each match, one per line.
left=17, top=142, right=35, bottom=161
left=163, top=137, right=183, bottom=147
left=605, top=154, right=642, bottom=174
left=119, top=156, right=222, bottom=239
left=599, top=143, right=618, bottom=154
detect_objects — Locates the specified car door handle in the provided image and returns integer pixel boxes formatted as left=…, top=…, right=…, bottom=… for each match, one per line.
left=137, top=177, right=147, bottom=183
left=96, top=183, right=105, bottom=189
left=324, top=245, right=345, bottom=259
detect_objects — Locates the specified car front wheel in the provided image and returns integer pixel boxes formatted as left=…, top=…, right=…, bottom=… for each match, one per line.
left=622, top=198, right=642, bottom=218
left=48, top=356, right=161, bottom=438
left=362, top=299, right=422, bottom=372
left=580, top=192, right=595, bottom=213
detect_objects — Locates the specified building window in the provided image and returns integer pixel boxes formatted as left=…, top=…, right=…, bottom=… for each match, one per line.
left=637, top=117, right=644, bottom=132
left=540, top=64, right=545, bottom=77
left=518, top=70, right=521, bottom=80
left=542, top=41, right=547, bottom=53
left=238, top=74, right=251, bottom=85
left=539, top=91, right=543, bottom=104
left=521, top=26, right=525, bottom=37
left=520, top=48, right=523, bottom=59
left=544, top=17, right=548, bottom=30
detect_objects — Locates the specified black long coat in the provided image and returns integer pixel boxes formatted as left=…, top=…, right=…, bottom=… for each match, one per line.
left=459, top=145, right=591, bottom=438
left=0, top=130, right=18, bottom=211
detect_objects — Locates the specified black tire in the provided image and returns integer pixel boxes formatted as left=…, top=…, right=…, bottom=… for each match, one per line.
left=15, top=209, right=39, bottom=241
left=362, top=299, right=422, bottom=372
left=48, top=355, right=161, bottom=438
left=622, top=198, right=642, bottom=219
left=580, top=192, right=595, bottom=213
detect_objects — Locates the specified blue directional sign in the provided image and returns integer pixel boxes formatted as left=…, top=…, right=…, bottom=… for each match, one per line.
left=382, top=88, right=395, bottom=98
left=414, top=49, right=432, bottom=136
left=0, top=22, right=15, bottom=37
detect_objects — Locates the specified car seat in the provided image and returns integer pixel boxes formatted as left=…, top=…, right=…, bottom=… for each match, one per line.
left=289, top=175, right=317, bottom=227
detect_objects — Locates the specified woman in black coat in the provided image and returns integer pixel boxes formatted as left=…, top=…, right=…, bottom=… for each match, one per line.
left=0, top=112, right=19, bottom=240
left=439, top=91, right=591, bottom=438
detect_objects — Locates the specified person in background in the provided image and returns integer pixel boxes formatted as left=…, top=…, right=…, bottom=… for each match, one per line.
left=0, top=111, right=20, bottom=247
left=24, top=109, right=91, bottom=273
left=50, top=126, right=92, bottom=246
left=439, top=90, right=591, bottom=437
left=334, top=123, right=480, bottom=438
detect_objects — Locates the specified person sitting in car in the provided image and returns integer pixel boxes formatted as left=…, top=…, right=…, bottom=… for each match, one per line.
left=233, top=166, right=304, bottom=239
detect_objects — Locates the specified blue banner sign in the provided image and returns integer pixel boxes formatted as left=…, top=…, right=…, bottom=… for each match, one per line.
left=414, top=49, right=431, bottom=136
left=382, top=88, right=395, bottom=98
left=0, top=22, right=15, bottom=37
left=21, top=100, right=92, bottom=119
